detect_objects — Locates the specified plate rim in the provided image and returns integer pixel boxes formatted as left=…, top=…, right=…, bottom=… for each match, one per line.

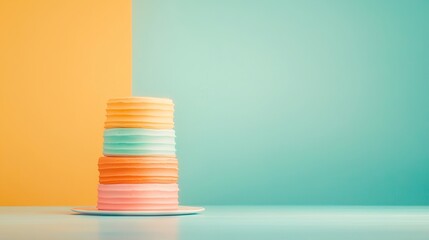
left=71, top=205, right=205, bottom=216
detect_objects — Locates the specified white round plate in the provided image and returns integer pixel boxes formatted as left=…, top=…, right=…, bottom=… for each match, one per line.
left=71, top=206, right=205, bottom=216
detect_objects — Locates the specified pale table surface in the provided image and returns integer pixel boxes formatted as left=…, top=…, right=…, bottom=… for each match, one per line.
left=1, top=206, right=428, bottom=240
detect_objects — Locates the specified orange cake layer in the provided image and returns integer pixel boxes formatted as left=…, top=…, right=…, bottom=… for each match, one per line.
left=104, top=97, right=174, bottom=129
left=98, top=156, right=178, bottom=184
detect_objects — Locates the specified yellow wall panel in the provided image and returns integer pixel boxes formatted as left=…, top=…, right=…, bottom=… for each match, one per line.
left=0, top=0, right=131, bottom=205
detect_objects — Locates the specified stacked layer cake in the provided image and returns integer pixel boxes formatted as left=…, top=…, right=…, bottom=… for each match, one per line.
left=97, top=97, right=179, bottom=211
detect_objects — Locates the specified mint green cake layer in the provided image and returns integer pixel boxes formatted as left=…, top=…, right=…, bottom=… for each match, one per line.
left=103, top=128, right=176, bottom=156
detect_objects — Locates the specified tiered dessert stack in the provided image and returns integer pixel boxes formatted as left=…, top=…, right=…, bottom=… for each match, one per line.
left=97, top=97, right=179, bottom=210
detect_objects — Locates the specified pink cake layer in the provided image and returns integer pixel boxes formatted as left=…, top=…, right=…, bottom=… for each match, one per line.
left=97, top=184, right=179, bottom=211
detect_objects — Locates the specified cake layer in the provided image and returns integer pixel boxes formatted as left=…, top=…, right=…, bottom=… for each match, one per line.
left=97, top=184, right=179, bottom=210
left=98, top=156, right=178, bottom=184
left=103, top=128, right=176, bottom=156
left=105, top=97, right=174, bottom=129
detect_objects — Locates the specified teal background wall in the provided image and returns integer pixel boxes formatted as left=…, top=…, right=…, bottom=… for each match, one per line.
left=132, top=0, right=429, bottom=205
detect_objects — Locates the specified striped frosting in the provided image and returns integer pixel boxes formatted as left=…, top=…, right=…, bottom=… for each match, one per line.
left=97, top=184, right=179, bottom=210
left=105, top=97, right=174, bottom=129
left=98, top=156, right=178, bottom=184
left=103, top=128, right=176, bottom=156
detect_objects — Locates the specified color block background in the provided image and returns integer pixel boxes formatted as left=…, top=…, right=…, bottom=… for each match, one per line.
left=1, top=0, right=428, bottom=206
left=0, top=0, right=131, bottom=205
left=133, top=0, right=429, bottom=205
